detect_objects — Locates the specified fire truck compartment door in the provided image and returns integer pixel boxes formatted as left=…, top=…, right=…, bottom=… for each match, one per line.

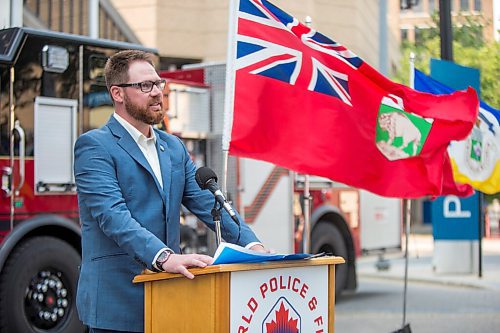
left=34, top=97, right=77, bottom=193
left=359, top=190, right=402, bottom=251
left=240, top=158, right=294, bottom=253
left=167, top=83, right=210, bottom=135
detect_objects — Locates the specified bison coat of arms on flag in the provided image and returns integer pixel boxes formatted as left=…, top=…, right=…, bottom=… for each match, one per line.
left=376, top=96, right=433, bottom=161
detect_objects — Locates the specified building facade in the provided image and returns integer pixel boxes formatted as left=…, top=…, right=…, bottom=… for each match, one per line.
left=1, top=0, right=141, bottom=43
left=110, top=0, right=401, bottom=73
left=396, top=0, right=496, bottom=43
left=3, top=1, right=495, bottom=73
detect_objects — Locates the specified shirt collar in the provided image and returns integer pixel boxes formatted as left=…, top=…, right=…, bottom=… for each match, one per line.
left=113, top=113, right=157, bottom=144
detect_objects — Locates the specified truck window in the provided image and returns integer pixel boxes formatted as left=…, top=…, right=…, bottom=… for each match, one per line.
left=0, top=28, right=17, bottom=58
left=12, top=38, right=78, bottom=157
left=0, top=67, right=21, bottom=157
left=0, top=68, right=8, bottom=156
left=83, top=52, right=113, bottom=132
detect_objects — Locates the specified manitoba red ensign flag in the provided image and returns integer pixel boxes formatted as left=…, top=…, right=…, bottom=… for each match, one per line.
left=226, top=0, right=479, bottom=198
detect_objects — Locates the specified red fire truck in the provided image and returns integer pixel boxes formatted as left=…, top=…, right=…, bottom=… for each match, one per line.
left=161, top=63, right=403, bottom=298
left=0, top=27, right=157, bottom=333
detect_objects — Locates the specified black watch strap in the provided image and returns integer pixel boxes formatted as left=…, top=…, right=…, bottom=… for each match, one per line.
left=154, top=249, right=173, bottom=272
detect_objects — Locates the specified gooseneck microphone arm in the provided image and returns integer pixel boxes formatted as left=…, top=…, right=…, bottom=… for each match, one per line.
left=210, top=200, right=223, bottom=247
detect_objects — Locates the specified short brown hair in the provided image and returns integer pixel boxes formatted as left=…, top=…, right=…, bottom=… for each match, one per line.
left=104, top=50, right=155, bottom=92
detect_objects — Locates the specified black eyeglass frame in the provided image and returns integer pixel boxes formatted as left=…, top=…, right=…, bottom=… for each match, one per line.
left=114, top=79, right=167, bottom=93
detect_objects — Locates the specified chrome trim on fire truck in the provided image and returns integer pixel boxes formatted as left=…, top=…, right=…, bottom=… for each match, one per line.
left=1, top=167, right=12, bottom=197
left=9, top=66, right=14, bottom=230
left=78, top=45, right=84, bottom=136
left=13, top=120, right=25, bottom=196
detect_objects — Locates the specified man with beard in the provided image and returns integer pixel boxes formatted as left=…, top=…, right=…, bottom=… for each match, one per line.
left=74, top=50, right=267, bottom=333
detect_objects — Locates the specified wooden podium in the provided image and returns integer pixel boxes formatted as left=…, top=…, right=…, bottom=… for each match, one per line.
left=133, top=256, right=344, bottom=333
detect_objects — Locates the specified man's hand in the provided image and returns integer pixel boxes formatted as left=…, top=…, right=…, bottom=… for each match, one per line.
left=249, top=244, right=273, bottom=253
left=161, top=253, right=214, bottom=279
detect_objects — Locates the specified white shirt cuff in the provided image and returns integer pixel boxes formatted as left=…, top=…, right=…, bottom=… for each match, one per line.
left=152, top=247, right=168, bottom=271
left=245, top=242, right=263, bottom=250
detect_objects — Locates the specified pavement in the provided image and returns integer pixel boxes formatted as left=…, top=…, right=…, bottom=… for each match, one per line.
left=356, top=234, right=500, bottom=291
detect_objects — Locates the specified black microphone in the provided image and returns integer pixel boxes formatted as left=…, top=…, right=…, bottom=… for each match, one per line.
left=195, top=167, right=240, bottom=225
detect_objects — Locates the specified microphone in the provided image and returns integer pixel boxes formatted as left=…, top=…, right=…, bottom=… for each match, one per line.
left=195, top=167, right=240, bottom=225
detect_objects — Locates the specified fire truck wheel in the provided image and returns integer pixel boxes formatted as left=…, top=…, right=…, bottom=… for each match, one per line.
left=311, top=222, right=348, bottom=296
left=0, top=236, right=85, bottom=333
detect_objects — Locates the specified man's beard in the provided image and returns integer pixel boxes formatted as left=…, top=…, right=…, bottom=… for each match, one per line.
left=123, top=93, right=165, bottom=125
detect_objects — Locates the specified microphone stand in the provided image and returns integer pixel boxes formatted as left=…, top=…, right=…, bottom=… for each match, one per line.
left=211, top=200, right=223, bottom=248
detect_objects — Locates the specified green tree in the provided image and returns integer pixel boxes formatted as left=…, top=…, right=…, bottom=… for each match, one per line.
left=393, top=14, right=499, bottom=108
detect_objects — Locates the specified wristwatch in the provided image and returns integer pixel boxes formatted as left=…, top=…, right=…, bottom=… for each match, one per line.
left=155, top=249, right=173, bottom=272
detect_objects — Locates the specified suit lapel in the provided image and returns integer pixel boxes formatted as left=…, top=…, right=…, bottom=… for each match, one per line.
left=156, top=134, right=172, bottom=196
left=107, top=117, right=166, bottom=204
left=155, top=132, right=174, bottom=247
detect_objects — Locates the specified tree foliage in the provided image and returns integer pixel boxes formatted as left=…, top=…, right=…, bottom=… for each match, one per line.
left=393, top=14, right=499, bottom=108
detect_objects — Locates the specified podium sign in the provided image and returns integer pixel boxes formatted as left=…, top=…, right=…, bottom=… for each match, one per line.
left=231, top=266, right=328, bottom=332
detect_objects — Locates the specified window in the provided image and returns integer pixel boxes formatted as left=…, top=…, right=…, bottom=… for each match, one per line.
left=460, top=0, right=469, bottom=11
left=88, top=55, right=107, bottom=84
left=401, top=29, right=409, bottom=41
left=474, top=0, right=482, bottom=11
left=428, top=0, right=437, bottom=14
left=413, top=0, right=424, bottom=12
left=0, top=68, right=10, bottom=156
left=415, top=27, right=427, bottom=44
left=0, top=29, right=18, bottom=57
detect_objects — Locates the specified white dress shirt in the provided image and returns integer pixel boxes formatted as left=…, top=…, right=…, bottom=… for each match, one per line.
left=113, top=113, right=163, bottom=188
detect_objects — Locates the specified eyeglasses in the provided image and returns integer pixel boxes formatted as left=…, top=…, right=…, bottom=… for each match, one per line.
left=115, top=79, right=166, bottom=93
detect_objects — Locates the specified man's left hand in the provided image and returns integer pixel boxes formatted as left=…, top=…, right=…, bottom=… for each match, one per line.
left=249, top=244, right=273, bottom=253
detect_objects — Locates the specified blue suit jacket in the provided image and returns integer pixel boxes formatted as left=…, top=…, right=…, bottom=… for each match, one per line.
left=74, top=116, right=259, bottom=331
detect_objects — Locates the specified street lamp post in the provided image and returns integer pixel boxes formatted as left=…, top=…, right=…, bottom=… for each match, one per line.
left=438, top=0, right=454, bottom=61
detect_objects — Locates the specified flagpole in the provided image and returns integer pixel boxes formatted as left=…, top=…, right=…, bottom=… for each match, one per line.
left=401, top=198, right=411, bottom=331
left=302, top=15, right=313, bottom=254
left=302, top=174, right=311, bottom=253
left=221, top=0, right=239, bottom=194
left=478, top=192, right=483, bottom=278
left=409, top=52, right=415, bottom=88
left=398, top=51, right=417, bottom=332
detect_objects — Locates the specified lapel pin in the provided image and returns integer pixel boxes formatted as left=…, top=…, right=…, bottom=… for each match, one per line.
left=160, top=145, right=165, bottom=152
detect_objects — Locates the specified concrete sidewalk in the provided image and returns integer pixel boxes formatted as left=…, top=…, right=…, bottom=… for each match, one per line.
left=356, top=234, right=500, bottom=291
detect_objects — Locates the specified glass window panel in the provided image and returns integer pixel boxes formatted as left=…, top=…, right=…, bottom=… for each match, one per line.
left=460, top=0, right=469, bottom=11
left=474, top=0, right=482, bottom=11
left=414, top=0, right=424, bottom=12
left=428, top=0, right=437, bottom=14
left=401, top=29, right=409, bottom=41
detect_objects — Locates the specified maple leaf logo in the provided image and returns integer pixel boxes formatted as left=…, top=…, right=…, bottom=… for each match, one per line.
left=265, top=301, right=299, bottom=333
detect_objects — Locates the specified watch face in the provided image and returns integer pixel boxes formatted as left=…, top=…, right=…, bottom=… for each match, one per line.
left=157, top=251, right=169, bottom=264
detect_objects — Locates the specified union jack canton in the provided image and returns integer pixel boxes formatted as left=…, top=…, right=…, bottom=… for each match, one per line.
left=236, top=0, right=364, bottom=107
